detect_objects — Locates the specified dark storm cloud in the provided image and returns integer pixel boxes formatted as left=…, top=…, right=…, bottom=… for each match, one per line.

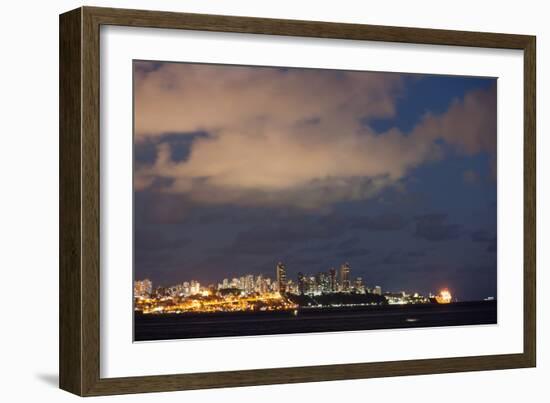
left=336, top=236, right=361, bottom=249
left=134, top=131, right=210, bottom=169
left=470, top=229, right=492, bottom=242
left=135, top=191, right=194, bottom=225
left=407, top=250, right=427, bottom=258
left=288, top=256, right=325, bottom=267
left=134, top=60, right=163, bottom=74
left=135, top=229, right=192, bottom=251
left=360, top=249, right=418, bottom=267
left=414, top=214, right=461, bottom=241
left=351, top=213, right=408, bottom=231
left=134, top=139, right=157, bottom=166
left=336, top=248, right=371, bottom=258
left=381, top=250, right=414, bottom=265
left=229, top=215, right=344, bottom=256
left=463, top=169, right=480, bottom=184
left=229, top=235, right=291, bottom=256
left=471, top=229, right=497, bottom=253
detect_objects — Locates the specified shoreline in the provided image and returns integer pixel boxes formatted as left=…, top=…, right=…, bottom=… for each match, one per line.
left=134, top=300, right=497, bottom=341
left=135, top=299, right=495, bottom=316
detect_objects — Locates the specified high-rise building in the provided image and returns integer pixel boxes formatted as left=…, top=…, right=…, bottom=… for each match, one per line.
left=254, top=275, right=269, bottom=294
left=329, top=268, right=337, bottom=292
left=308, top=275, right=317, bottom=295
left=134, top=279, right=152, bottom=298
left=276, top=262, right=287, bottom=293
left=354, top=277, right=365, bottom=293
left=286, top=279, right=298, bottom=294
left=316, top=272, right=330, bottom=294
left=182, top=281, right=190, bottom=296
left=340, top=263, right=351, bottom=292
left=190, top=280, right=200, bottom=295
left=255, top=274, right=262, bottom=293
left=297, top=272, right=306, bottom=295
left=373, top=285, right=382, bottom=295
left=245, top=274, right=255, bottom=294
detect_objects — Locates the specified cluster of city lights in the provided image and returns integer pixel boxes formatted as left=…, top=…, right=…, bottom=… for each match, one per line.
left=135, top=262, right=455, bottom=314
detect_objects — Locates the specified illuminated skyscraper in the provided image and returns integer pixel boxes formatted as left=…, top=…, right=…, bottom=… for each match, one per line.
left=245, top=274, right=255, bottom=294
left=373, top=285, right=382, bottom=295
left=316, top=272, right=330, bottom=293
left=190, top=280, right=200, bottom=295
left=329, top=268, right=337, bottom=292
left=308, top=275, right=316, bottom=296
left=276, top=262, right=287, bottom=293
left=340, top=263, right=351, bottom=292
left=183, top=281, right=190, bottom=296
left=354, top=277, right=365, bottom=293
left=297, top=272, right=306, bottom=295
left=134, top=279, right=152, bottom=297
left=286, top=279, right=298, bottom=294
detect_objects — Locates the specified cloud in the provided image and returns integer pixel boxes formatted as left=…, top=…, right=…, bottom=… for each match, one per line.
left=337, top=236, right=361, bottom=249
left=412, top=85, right=497, bottom=155
left=381, top=250, right=412, bottom=265
left=135, top=229, right=191, bottom=251
left=134, top=62, right=402, bottom=137
left=351, top=213, right=408, bottom=231
left=463, top=169, right=480, bottom=184
left=470, top=229, right=492, bottom=243
left=135, top=191, right=193, bottom=224
left=407, top=250, right=427, bottom=258
left=134, top=62, right=496, bottom=209
left=470, top=229, right=497, bottom=253
left=414, top=214, right=461, bottom=241
left=229, top=215, right=344, bottom=255
left=336, top=248, right=371, bottom=258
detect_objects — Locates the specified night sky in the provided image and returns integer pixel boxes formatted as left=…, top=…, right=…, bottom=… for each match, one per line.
left=133, top=61, right=497, bottom=301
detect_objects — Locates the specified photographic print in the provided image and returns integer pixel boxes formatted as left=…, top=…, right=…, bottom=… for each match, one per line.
left=133, top=61, right=497, bottom=342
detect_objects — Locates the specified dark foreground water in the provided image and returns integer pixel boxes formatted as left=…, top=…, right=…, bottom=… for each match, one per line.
left=134, top=301, right=496, bottom=341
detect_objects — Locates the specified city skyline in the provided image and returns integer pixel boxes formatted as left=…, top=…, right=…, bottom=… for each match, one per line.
left=135, top=261, right=380, bottom=297
left=133, top=260, right=448, bottom=317
left=134, top=260, right=484, bottom=304
left=134, top=61, right=497, bottom=302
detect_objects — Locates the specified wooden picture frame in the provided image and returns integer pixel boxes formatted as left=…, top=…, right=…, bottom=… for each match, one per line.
left=59, top=6, right=536, bottom=396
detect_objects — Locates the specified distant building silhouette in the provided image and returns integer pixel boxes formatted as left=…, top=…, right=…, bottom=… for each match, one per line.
left=340, top=263, right=351, bottom=292
left=276, top=262, right=287, bottom=293
left=297, top=272, right=306, bottom=295
left=329, top=268, right=338, bottom=292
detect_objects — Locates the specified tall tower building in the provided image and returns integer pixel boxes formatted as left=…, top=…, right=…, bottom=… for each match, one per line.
left=297, top=272, right=306, bottom=295
left=340, top=263, right=351, bottom=292
left=134, top=279, right=152, bottom=298
left=354, top=277, right=365, bottom=293
left=316, top=272, right=329, bottom=293
left=329, top=268, right=337, bottom=292
left=276, top=262, right=287, bottom=293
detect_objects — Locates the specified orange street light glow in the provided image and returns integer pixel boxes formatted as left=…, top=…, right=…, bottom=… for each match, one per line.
left=435, top=289, right=452, bottom=304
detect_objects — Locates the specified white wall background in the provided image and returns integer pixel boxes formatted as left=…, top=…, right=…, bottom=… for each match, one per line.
left=0, top=0, right=546, bottom=401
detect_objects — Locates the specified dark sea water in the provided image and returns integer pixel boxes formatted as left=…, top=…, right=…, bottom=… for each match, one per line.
left=134, top=300, right=497, bottom=341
